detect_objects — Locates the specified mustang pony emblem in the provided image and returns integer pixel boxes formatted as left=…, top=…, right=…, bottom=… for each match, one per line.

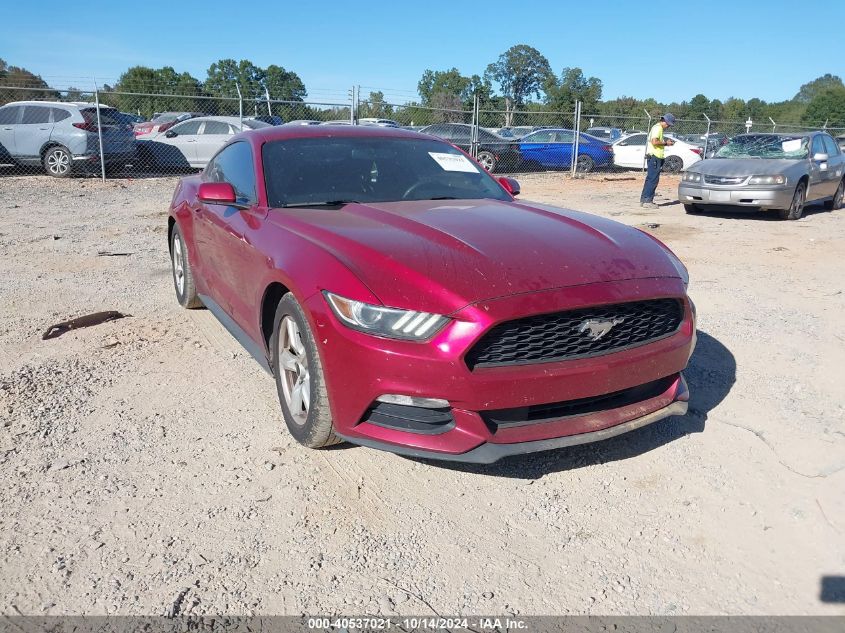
left=578, top=317, right=625, bottom=341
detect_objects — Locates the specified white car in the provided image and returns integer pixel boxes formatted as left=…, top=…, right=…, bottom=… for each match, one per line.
left=137, top=116, right=270, bottom=169
left=612, top=133, right=703, bottom=172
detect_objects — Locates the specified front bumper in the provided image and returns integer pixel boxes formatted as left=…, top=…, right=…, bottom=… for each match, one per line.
left=679, top=183, right=793, bottom=209
left=338, top=383, right=689, bottom=464
left=306, top=277, right=695, bottom=463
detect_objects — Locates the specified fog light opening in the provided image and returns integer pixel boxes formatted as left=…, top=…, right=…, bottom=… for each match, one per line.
left=376, top=394, right=450, bottom=409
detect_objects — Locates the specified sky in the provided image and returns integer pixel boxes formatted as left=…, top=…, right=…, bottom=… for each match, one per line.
left=2, top=0, right=842, bottom=105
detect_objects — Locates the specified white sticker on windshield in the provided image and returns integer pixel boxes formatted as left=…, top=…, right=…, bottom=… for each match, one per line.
left=428, top=152, right=479, bottom=173
left=782, top=139, right=802, bottom=152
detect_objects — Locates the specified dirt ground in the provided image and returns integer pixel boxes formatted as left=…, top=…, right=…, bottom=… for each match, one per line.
left=0, top=170, right=843, bottom=617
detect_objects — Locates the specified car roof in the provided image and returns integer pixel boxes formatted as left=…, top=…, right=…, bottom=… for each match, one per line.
left=0, top=100, right=103, bottom=108
left=175, top=116, right=245, bottom=125
left=244, top=124, right=437, bottom=144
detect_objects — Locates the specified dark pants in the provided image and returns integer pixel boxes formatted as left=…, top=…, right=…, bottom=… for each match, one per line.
left=640, top=155, right=664, bottom=203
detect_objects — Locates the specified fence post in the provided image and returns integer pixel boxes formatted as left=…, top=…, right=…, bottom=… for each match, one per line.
left=470, top=93, right=479, bottom=158
left=769, top=117, right=776, bottom=133
left=265, top=87, right=272, bottom=117
left=93, top=78, right=106, bottom=182
left=570, top=101, right=582, bottom=177
left=235, top=83, right=243, bottom=127
left=642, top=109, right=652, bottom=172
left=703, top=113, right=711, bottom=158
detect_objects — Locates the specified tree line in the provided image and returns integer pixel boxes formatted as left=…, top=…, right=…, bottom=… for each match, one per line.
left=2, top=48, right=844, bottom=127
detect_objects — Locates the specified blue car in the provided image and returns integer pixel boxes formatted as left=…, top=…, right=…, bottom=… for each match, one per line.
left=519, top=129, right=614, bottom=172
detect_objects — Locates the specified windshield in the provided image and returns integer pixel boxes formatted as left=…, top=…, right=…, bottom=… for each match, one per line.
left=262, top=136, right=511, bottom=207
left=714, top=134, right=808, bottom=159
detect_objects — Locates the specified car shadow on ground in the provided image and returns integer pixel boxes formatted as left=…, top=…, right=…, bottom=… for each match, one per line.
left=406, top=329, right=735, bottom=478
left=687, top=201, right=832, bottom=221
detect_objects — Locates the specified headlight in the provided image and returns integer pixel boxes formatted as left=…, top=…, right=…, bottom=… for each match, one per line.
left=324, top=292, right=449, bottom=341
left=682, top=172, right=702, bottom=182
left=748, top=174, right=786, bottom=185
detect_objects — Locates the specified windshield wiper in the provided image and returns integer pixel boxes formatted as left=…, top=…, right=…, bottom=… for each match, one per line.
left=425, top=196, right=459, bottom=200
left=281, top=200, right=359, bottom=208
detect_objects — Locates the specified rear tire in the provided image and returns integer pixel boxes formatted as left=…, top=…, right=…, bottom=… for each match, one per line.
left=824, top=178, right=844, bottom=210
left=43, top=146, right=73, bottom=178
left=779, top=182, right=806, bottom=220
left=476, top=150, right=497, bottom=172
left=270, top=293, right=341, bottom=449
left=575, top=154, right=594, bottom=173
left=663, top=155, right=683, bottom=173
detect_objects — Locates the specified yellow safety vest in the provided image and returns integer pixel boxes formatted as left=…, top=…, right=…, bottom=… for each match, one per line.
left=647, top=123, right=665, bottom=159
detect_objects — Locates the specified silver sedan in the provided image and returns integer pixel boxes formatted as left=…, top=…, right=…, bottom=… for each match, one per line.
left=137, top=116, right=271, bottom=169
left=678, top=132, right=845, bottom=220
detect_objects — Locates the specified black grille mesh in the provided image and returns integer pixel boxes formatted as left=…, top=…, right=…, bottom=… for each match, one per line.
left=466, top=299, right=683, bottom=369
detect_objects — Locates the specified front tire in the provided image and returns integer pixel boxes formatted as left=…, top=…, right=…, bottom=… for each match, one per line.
left=779, top=182, right=806, bottom=220
left=684, top=203, right=701, bottom=214
left=270, top=293, right=340, bottom=448
left=43, top=146, right=73, bottom=178
left=170, top=224, right=202, bottom=308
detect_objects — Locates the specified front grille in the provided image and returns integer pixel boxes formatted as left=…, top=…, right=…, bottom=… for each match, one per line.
left=465, top=299, right=684, bottom=369
left=481, top=375, right=677, bottom=429
left=704, top=174, right=746, bottom=185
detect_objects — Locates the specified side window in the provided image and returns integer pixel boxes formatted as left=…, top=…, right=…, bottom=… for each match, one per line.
left=811, top=135, right=826, bottom=156
left=171, top=120, right=202, bottom=135
left=822, top=135, right=840, bottom=156
left=554, top=131, right=575, bottom=144
left=206, top=142, right=257, bottom=205
left=525, top=130, right=554, bottom=143
left=0, top=106, right=20, bottom=125
left=621, top=134, right=647, bottom=146
left=578, top=134, right=592, bottom=144
left=50, top=108, right=71, bottom=122
left=202, top=120, right=232, bottom=135
left=21, top=106, right=52, bottom=125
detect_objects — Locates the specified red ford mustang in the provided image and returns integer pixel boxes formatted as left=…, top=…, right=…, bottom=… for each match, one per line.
left=167, top=125, right=695, bottom=463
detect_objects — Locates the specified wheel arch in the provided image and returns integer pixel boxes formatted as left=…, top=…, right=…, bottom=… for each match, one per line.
left=260, top=281, right=292, bottom=355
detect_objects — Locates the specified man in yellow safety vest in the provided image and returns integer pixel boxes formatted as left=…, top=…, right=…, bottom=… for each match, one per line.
left=640, top=113, right=676, bottom=208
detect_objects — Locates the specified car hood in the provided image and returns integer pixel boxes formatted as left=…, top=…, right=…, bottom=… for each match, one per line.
left=688, top=158, right=801, bottom=176
left=276, top=199, right=682, bottom=314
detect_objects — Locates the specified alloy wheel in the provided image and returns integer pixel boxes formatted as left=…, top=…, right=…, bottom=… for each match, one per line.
left=46, top=149, right=70, bottom=176
left=792, top=186, right=805, bottom=217
left=278, top=316, right=310, bottom=425
left=172, top=234, right=185, bottom=296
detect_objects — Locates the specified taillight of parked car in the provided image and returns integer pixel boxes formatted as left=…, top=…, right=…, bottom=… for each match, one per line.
left=603, top=145, right=613, bottom=152
left=72, top=121, right=98, bottom=132
left=133, top=123, right=154, bottom=136
left=691, top=147, right=702, bottom=156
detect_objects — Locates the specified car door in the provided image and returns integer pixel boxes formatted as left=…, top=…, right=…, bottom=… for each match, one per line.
left=16, top=105, right=54, bottom=159
left=195, top=141, right=268, bottom=337
left=0, top=105, right=21, bottom=160
left=159, top=119, right=202, bottom=167
left=614, top=134, right=646, bottom=168
left=807, top=135, right=830, bottom=201
left=551, top=130, right=576, bottom=168
left=520, top=130, right=555, bottom=167
left=194, top=120, right=235, bottom=167
left=822, top=134, right=844, bottom=196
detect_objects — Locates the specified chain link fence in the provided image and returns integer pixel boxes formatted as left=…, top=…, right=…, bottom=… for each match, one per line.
left=2, top=84, right=843, bottom=180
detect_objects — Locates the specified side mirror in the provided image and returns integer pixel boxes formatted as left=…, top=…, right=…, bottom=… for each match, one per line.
left=813, top=152, right=829, bottom=162
left=198, top=182, right=237, bottom=206
left=498, top=176, right=521, bottom=196
left=165, top=130, right=178, bottom=138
